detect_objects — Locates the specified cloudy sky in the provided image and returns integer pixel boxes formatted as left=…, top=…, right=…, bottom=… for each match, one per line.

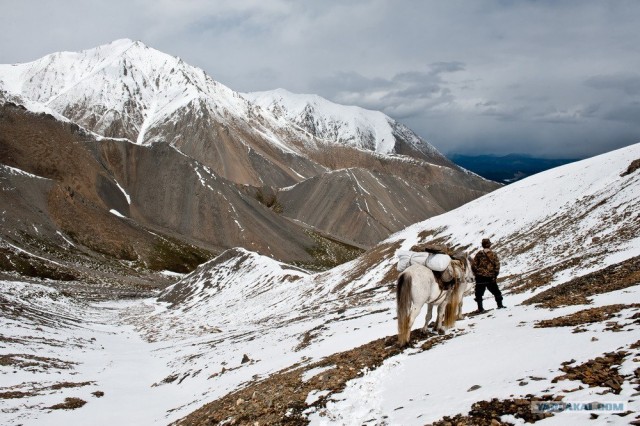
left=2, top=0, right=639, bottom=158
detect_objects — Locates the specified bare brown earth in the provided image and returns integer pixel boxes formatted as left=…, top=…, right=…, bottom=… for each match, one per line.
left=278, top=167, right=493, bottom=248
left=46, top=397, right=87, bottom=410
left=535, top=304, right=640, bottom=328
left=175, top=330, right=456, bottom=425
left=0, top=381, right=93, bottom=400
left=0, top=103, right=213, bottom=286
left=552, top=350, right=630, bottom=394
left=427, top=395, right=559, bottom=425
left=0, top=353, right=76, bottom=372
left=522, top=256, right=640, bottom=308
left=0, top=102, right=370, bottom=286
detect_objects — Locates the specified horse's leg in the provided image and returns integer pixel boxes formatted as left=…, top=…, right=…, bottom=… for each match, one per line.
left=408, top=304, right=422, bottom=334
left=421, top=304, right=434, bottom=334
left=457, top=297, right=465, bottom=320
left=457, top=281, right=472, bottom=320
left=435, top=302, right=446, bottom=335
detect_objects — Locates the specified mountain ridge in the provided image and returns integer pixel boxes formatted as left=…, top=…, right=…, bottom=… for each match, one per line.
left=0, top=40, right=498, bottom=283
left=245, top=88, right=455, bottom=168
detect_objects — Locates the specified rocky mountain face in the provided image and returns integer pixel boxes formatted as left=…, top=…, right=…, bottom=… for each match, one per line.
left=0, top=102, right=340, bottom=287
left=0, top=40, right=498, bottom=284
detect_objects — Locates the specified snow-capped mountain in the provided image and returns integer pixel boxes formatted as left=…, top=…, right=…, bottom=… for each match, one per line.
left=245, top=88, right=454, bottom=167
left=0, top=39, right=325, bottom=187
left=2, top=142, right=638, bottom=425
left=0, top=39, right=248, bottom=144
left=0, top=39, right=449, bottom=168
left=0, top=39, right=454, bottom=188
left=0, top=40, right=498, bottom=276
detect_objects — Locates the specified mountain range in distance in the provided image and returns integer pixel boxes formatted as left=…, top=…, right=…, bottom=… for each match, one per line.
left=0, top=39, right=498, bottom=286
left=449, top=153, right=579, bottom=183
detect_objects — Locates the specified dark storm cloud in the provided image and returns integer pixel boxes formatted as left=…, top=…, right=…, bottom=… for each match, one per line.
left=1, top=0, right=639, bottom=158
left=585, top=74, right=640, bottom=96
left=603, top=103, right=640, bottom=124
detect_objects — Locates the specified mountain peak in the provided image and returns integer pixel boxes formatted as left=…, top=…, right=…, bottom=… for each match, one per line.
left=245, top=89, right=451, bottom=165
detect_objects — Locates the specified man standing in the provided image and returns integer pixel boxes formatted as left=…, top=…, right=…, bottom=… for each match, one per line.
left=471, top=238, right=504, bottom=312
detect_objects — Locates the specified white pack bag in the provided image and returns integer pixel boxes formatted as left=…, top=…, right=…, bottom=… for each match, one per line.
left=396, top=250, right=451, bottom=272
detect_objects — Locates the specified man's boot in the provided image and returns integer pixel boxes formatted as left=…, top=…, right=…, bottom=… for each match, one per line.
left=497, top=299, right=505, bottom=309
left=475, top=299, right=484, bottom=313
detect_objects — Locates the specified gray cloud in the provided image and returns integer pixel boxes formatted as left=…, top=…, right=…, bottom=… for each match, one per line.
left=585, top=74, right=640, bottom=95
left=312, top=63, right=464, bottom=119
left=1, top=0, right=639, bottom=158
left=603, top=102, right=640, bottom=124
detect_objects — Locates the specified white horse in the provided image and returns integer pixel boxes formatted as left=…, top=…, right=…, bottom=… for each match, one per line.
left=396, top=256, right=474, bottom=346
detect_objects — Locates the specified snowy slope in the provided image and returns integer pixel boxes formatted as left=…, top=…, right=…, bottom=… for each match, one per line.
left=384, top=142, right=640, bottom=284
left=156, top=141, right=640, bottom=424
left=1, top=143, right=639, bottom=425
left=245, top=88, right=451, bottom=164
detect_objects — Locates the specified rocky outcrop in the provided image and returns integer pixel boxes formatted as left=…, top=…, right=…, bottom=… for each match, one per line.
left=0, top=103, right=350, bottom=284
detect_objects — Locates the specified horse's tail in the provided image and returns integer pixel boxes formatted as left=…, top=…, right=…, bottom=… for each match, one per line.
left=443, top=273, right=464, bottom=329
left=397, top=272, right=413, bottom=346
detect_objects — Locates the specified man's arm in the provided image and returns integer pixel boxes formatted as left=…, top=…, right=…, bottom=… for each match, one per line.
left=492, top=252, right=501, bottom=276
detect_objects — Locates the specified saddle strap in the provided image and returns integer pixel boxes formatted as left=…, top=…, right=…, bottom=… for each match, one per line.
left=432, top=288, right=449, bottom=305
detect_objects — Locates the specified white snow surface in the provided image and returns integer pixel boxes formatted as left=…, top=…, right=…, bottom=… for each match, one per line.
left=1, top=143, right=639, bottom=425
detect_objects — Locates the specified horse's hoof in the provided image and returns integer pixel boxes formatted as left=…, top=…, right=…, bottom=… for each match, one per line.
left=437, top=329, right=445, bottom=335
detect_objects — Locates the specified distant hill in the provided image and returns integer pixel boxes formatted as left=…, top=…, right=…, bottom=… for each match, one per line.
left=449, top=153, right=579, bottom=183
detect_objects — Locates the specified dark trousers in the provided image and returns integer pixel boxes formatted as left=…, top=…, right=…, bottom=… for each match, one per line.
left=475, top=277, right=503, bottom=307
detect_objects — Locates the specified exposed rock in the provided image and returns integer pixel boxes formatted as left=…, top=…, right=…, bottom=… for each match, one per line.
left=523, top=256, right=640, bottom=308
left=428, top=394, right=557, bottom=425
left=621, top=159, right=640, bottom=177
left=47, top=397, right=87, bottom=410
left=552, top=351, right=628, bottom=394
left=535, top=304, right=640, bottom=328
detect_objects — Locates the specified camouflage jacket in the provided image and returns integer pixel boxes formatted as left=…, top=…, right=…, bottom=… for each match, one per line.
left=472, top=249, right=500, bottom=278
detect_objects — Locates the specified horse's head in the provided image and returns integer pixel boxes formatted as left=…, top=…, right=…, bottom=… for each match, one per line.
left=462, top=254, right=475, bottom=283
